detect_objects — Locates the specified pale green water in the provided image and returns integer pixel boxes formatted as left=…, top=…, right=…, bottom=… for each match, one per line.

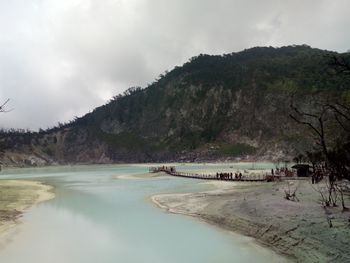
left=0, top=163, right=285, bottom=263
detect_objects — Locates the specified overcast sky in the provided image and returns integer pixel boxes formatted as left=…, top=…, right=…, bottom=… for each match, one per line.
left=0, top=0, right=349, bottom=130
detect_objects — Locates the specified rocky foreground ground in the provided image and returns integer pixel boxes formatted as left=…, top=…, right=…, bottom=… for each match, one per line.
left=152, top=179, right=350, bottom=262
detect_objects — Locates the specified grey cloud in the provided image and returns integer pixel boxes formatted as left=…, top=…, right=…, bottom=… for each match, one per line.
left=0, top=0, right=349, bottom=129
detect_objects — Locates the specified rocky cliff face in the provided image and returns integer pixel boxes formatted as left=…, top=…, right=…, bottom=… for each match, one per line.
left=1, top=45, right=349, bottom=166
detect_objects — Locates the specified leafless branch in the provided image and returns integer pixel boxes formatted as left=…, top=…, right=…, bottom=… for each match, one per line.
left=0, top=99, right=12, bottom=113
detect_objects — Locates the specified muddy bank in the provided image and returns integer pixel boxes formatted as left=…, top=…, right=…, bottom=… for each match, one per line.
left=152, top=180, right=350, bottom=262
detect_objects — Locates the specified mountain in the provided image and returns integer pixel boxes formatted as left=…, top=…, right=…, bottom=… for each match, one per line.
left=1, top=45, right=350, bottom=166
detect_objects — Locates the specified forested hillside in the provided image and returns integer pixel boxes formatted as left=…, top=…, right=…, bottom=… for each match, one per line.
left=1, top=45, right=350, bottom=166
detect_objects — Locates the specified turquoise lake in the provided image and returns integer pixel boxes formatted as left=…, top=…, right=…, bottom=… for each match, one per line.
left=0, top=163, right=285, bottom=263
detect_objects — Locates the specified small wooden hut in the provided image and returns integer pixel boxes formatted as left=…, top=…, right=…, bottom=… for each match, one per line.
left=291, top=164, right=311, bottom=177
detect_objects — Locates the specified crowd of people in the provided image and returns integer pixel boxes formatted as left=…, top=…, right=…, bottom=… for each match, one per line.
left=272, top=167, right=293, bottom=177
left=216, top=172, right=243, bottom=180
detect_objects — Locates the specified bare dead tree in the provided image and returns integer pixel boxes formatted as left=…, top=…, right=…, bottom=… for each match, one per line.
left=288, top=54, right=350, bottom=229
left=289, top=55, right=350, bottom=221
left=334, top=180, right=349, bottom=211
left=311, top=182, right=329, bottom=207
left=325, top=102, right=350, bottom=133
left=290, top=99, right=331, bottom=161
left=311, top=181, right=337, bottom=228
left=0, top=99, right=11, bottom=113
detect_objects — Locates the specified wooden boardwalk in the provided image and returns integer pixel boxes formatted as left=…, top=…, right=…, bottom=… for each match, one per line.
left=149, top=166, right=273, bottom=182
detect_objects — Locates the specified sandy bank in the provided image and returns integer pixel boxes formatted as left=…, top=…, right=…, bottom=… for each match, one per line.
left=0, top=180, right=54, bottom=242
left=152, top=180, right=350, bottom=262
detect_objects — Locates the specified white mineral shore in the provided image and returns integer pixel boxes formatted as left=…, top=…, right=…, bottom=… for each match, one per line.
left=0, top=180, right=54, bottom=247
left=152, top=179, right=350, bottom=262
